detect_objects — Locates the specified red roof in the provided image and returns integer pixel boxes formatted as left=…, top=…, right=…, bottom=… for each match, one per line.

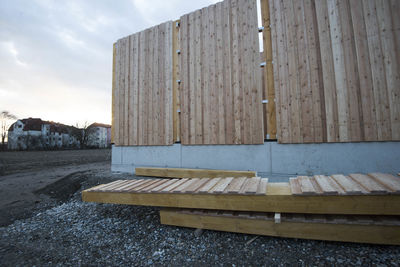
left=9, top=118, right=78, bottom=134
left=89, top=123, right=111, bottom=128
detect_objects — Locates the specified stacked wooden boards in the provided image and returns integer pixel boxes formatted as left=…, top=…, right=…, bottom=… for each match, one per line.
left=82, top=173, right=400, bottom=215
left=160, top=209, right=400, bottom=245
left=135, top=167, right=257, bottom=179
left=82, top=172, right=400, bottom=244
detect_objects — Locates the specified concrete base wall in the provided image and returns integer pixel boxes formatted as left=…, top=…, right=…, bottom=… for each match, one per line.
left=112, top=142, right=400, bottom=177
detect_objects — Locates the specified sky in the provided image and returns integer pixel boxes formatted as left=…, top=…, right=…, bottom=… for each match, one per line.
left=0, top=0, right=219, bottom=127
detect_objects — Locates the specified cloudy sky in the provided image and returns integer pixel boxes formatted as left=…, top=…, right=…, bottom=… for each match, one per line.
left=0, top=0, right=219, bottom=126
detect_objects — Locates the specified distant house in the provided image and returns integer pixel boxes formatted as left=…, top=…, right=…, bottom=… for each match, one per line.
left=86, top=123, right=111, bottom=148
left=8, top=118, right=80, bottom=150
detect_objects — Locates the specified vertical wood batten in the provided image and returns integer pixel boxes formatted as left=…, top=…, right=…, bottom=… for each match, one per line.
left=111, top=43, right=116, bottom=144
left=261, top=0, right=276, bottom=140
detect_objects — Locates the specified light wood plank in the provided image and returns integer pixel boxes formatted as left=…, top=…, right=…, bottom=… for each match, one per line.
left=314, top=175, right=338, bottom=195
left=225, top=177, right=247, bottom=193
left=256, top=178, right=269, bottom=195
left=368, top=173, right=400, bottom=193
left=135, top=167, right=256, bottom=179
left=209, top=177, right=234, bottom=194
left=161, top=178, right=189, bottom=193
left=197, top=178, right=221, bottom=193
left=331, top=174, right=364, bottom=195
left=289, top=178, right=302, bottom=195
left=297, top=176, right=317, bottom=195
left=348, top=173, right=388, bottom=194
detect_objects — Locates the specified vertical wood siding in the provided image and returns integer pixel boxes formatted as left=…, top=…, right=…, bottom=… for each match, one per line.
left=112, top=21, right=173, bottom=146
left=270, top=0, right=400, bottom=143
left=179, top=0, right=264, bottom=145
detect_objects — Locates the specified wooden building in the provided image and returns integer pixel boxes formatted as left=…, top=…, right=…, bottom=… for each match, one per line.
left=110, top=0, right=400, bottom=174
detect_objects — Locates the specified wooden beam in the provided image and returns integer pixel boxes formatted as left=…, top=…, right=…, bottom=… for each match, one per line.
left=173, top=19, right=181, bottom=143
left=82, top=183, right=400, bottom=215
left=260, top=0, right=276, bottom=139
left=111, top=42, right=116, bottom=144
left=135, top=167, right=257, bottom=178
left=159, top=209, right=400, bottom=245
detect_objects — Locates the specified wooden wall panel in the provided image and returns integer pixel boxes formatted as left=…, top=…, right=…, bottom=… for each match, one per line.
left=270, top=0, right=400, bottom=143
left=112, top=21, right=174, bottom=146
left=179, top=0, right=264, bottom=145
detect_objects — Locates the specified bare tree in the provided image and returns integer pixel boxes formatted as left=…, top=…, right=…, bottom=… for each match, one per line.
left=1, top=111, right=17, bottom=148
left=72, top=121, right=95, bottom=148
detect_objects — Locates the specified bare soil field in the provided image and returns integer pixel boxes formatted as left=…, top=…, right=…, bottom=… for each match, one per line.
left=0, top=149, right=111, bottom=176
left=1, top=149, right=399, bottom=266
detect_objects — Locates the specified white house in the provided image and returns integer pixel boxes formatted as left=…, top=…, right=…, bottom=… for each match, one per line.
left=86, top=123, right=111, bottom=148
left=8, top=118, right=80, bottom=150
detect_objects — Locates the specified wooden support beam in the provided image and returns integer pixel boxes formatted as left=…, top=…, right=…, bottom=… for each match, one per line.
left=159, top=209, right=400, bottom=245
left=135, top=167, right=257, bottom=179
left=260, top=0, right=276, bottom=139
left=82, top=182, right=400, bottom=215
left=173, top=19, right=181, bottom=143
left=111, top=42, right=116, bottom=144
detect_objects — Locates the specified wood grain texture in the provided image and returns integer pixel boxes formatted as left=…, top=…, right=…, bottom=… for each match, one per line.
left=270, top=0, right=400, bottom=143
left=135, top=167, right=256, bottom=179
left=113, top=21, right=174, bottom=146
left=160, top=209, right=400, bottom=245
left=179, top=0, right=264, bottom=145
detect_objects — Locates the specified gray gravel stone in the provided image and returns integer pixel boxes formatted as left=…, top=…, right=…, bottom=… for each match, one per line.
left=1, top=173, right=400, bottom=266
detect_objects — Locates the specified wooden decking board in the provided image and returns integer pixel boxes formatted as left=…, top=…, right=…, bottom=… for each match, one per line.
left=184, top=178, right=210, bottom=193
left=130, top=179, right=161, bottom=192
left=298, top=176, right=317, bottom=195
left=102, top=180, right=132, bottom=192
left=180, top=178, right=201, bottom=193
left=135, top=167, right=256, bottom=178
left=139, top=179, right=171, bottom=192
left=242, top=177, right=261, bottom=194
left=330, top=174, right=364, bottom=195
left=162, top=179, right=189, bottom=193
left=151, top=179, right=179, bottom=192
left=368, top=173, right=400, bottom=193
left=96, top=180, right=125, bottom=191
left=314, top=175, right=338, bottom=195
left=210, top=177, right=234, bottom=194
left=120, top=180, right=150, bottom=192
left=256, top=178, right=269, bottom=195
left=289, top=178, right=302, bottom=195
left=225, top=177, right=247, bottom=193
left=159, top=209, right=400, bottom=245
left=348, top=173, right=388, bottom=194
left=172, top=179, right=197, bottom=193
left=83, top=173, right=400, bottom=215
left=115, top=179, right=145, bottom=192
left=197, top=178, right=221, bottom=193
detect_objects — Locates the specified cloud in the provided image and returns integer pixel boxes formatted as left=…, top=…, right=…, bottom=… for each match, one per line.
left=0, top=0, right=218, bottom=126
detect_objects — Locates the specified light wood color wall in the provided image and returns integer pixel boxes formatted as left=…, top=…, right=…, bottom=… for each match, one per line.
left=179, top=0, right=264, bottom=145
left=270, top=0, right=400, bottom=143
left=112, top=22, right=174, bottom=146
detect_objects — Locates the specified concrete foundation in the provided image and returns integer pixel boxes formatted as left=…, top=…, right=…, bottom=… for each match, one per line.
left=112, top=142, right=400, bottom=178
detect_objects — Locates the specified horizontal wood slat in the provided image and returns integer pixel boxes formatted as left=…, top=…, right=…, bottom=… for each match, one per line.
left=160, top=209, right=400, bottom=245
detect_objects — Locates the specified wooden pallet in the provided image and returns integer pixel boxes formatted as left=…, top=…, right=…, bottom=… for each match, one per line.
left=135, top=167, right=257, bottom=179
left=290, top=173, right=400, bottom=195
left=82, top=173, right=400, bottom=215
left=160, top=209, right=400, bottom=245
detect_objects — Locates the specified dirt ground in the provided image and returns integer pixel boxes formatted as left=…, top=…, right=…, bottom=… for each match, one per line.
left=0, top=149, right=111, bottom=226
left=1, top=149, right=399, bottom=266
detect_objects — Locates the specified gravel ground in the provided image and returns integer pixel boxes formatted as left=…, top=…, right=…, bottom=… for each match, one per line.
left=1, top=171, right=400, bottom=266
